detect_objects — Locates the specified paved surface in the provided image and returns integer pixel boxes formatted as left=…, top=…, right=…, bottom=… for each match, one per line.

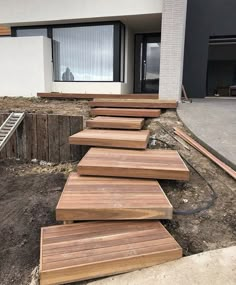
left=177, top=98, right=236, bottom=170
left=89, top=246, right=236, bottom=285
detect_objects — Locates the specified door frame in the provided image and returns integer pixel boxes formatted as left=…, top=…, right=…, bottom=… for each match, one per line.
left=133, top=33, right=161, bottom=94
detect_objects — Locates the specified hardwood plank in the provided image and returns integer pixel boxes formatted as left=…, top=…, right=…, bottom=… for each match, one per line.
left=69, top=116, right=83, bottom=161
left=78, top=148, right=189, bottom=180
left=174, top=127, right=236, bottom=180
left=48, top=115, right=60, bottom=163
left=37, top=114, right=49, bottom=161
left=56, top=173, right=172, bottom=221
left=89, top=99, right=177, bottom=109
left=69, top=129, right=150, bottom=149
left=59, top=116, right=71, bottom=162
left=40, top=221, right=182, bottom=285
left=90, top=108, right=161, bottom=118
left=0, top=114, right=7, bottom=158
left=86, top=116, right=144, bottom=130
left=37, top=93, right=159, bottom=100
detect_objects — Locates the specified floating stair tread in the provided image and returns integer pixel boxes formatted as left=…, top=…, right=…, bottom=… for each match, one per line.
left=69, top=129, right=150, bottom=149
left=78, top=148, right=189, bottom=180
left=56, top=173, right=173, bottom=221
left=40, top=221, right=182, bottom=285
left=91, top=108, right=161, bottom=118
left=86, top=116, right=144, bottom=130
left=38, top=93, right=159, bottom=100
left=89, top=99, right=177, bottom=109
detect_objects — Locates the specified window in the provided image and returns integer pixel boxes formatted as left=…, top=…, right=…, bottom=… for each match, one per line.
left=15, top=28, right=48, bottom=37
left=13, top=22, right=125, bottom=82
left=53, top=25, right=114, bottom=82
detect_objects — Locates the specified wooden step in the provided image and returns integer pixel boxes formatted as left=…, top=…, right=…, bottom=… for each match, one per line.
left=69, top=129, right=150, bottom=149
left=89, top=99, right=177, bottom=109
left=86, top=116, right=145, bottom=130
left=91, top=108, right=161, bottom=118
left=37, top=93, right=159, bottom=100
left=40, top=221, right=182, bottom=285
left=56, top=173, right=173, bottom=221
left=78, top=148, right=189, bottom=180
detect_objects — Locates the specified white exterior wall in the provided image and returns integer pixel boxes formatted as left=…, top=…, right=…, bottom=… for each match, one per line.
left=0, top=37, right=52, bottom=97
left=0, top=0, right=162, bottom=25
left=159, top=0, right=188, bottom=100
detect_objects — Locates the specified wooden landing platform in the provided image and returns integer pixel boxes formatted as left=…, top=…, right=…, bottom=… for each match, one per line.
left=37, top=93, right=159, bottom=100
left=56, top=173, right=173, bottom=221
left=89, top=99, right=177, bottom=109
left=91, top=108, right=161, bottom=118
left=78, top=148, right=190, bottom=180
left=86, top=116, right=144, bottom=130
left=40, top=221, right=182, bottom=285
left=69, top=129, right=150, bottom=149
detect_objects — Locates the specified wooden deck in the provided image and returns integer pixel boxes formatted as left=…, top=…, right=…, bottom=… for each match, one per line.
left=78, top=148, right=190, bottom=180
left=56, top=173, right=173, bottom=221
left=91, top=108, right=161, bottom=118
left=37, top=93, right=159, bottom=100
left=89, top=99, right=177, bottom=109
left=69, top=129, right=150, bottom=149
left=40, top=221, right=182, bottom=285
left=86, top=116, right=144, bottom=130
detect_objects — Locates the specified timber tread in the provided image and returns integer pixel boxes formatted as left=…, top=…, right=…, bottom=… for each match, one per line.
left=69, top=129, right=150, bottom=149
left=40, top=221, right=182, bottom=285
left=56, top=173, right=173, bottom=221
left=86, top=116, right=144, bottom=130
left=78, top=147, right=190, bottom=180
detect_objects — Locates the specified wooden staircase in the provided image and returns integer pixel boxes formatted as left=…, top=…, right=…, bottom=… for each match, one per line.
left=40, top=97, right=187, bottom=285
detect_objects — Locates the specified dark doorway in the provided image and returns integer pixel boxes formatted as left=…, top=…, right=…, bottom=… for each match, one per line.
left=134, top=34, right=161, bottom=93
left=207, top=37, right=236, bottom=96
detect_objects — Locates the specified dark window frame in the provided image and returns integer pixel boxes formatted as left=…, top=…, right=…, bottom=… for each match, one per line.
left=12, top=21, right=125, bottom=83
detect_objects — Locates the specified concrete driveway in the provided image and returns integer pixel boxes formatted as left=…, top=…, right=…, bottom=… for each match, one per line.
left=177, top=98, right=236, bottom=170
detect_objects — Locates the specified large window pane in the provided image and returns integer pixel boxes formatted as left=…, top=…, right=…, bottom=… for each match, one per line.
left=16, top=28, right=47, bottom=37
left=53, top=25, right=114, bottom=81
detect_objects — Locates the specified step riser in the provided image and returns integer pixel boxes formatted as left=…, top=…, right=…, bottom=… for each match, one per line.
left=91, top=108, right=161, bottom=118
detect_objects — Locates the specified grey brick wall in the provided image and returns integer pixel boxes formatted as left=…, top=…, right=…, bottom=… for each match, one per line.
left=159, top=0, right=188, bottom=101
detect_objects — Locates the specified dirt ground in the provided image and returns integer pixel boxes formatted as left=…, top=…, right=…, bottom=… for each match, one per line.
left=0, top=97, right=90, bottom=119
left=0, top=98, right=235, bottom=285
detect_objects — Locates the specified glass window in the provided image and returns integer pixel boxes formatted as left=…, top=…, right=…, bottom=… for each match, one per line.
left=16, top=28, right=48, bottom=37
left=53, top=25, right=114, bottom=82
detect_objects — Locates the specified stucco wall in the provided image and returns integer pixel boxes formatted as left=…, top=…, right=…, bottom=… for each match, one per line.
left=0, top=0, right=162, bottom=26
left=0, top=37, right=52, bottom=97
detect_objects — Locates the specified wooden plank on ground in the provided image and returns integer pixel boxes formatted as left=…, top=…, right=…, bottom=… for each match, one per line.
left=174, top=127, right=236, bottom=180
left=37, top=93, right=159, bottom=100
left=86, top=116, right=144, bottom=130
left=78, top=148, right=190, bottom=180
left=89, top=99, right=177, bottom=109
left=37, top=114, right=49, bottom=161
left=40, top=221, right=182, bottom=285
left=59, top=116, right=71, bottom=162
left=69, top=129, right=150, bottom=149
left=48, top=115, right=60, bottom=163
left=90, top=108, right=161, bottom=118
left=56, top=173, right=173, bottom=221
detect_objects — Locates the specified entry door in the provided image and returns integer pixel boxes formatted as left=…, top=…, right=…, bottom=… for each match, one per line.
left=134, top=34, right=161, bottom=93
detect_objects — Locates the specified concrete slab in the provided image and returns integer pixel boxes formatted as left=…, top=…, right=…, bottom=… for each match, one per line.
left=177, top=98, right=236, bottom=170
left=89, top=246, right=236, bottom=285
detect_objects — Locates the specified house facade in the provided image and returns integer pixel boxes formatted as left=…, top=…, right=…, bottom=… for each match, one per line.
left=0, top=0, right=187, bottom=100
left=183, top=0, right=236, bottom=98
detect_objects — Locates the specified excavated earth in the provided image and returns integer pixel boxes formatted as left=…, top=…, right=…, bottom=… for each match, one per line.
left=0, top=98, right=235, bottom=285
